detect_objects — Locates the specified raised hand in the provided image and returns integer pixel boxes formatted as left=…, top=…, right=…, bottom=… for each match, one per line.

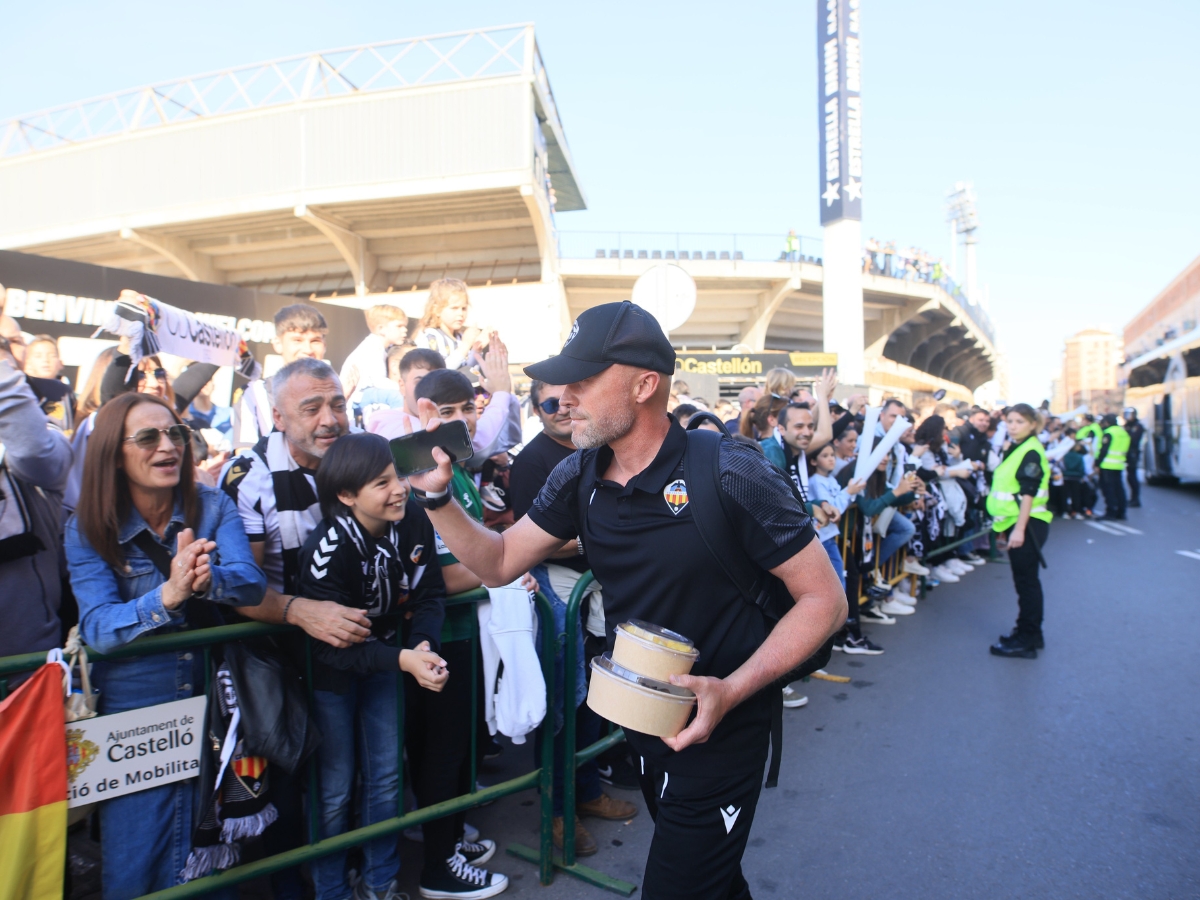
left=407, top=398, right=455, bottom=495
left=162, top=528, right=203, bottom=610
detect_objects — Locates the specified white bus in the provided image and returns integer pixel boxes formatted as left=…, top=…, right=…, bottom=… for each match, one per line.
left=1124, top=327, right=1200, bottom=484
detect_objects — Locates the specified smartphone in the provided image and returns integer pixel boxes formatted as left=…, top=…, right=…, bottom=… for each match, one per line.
left=389, top=420, right=474, bottom=477
left=903, top=462, right=917, bottom=474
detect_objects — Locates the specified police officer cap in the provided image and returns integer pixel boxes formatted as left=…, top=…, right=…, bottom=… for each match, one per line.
left=523, top=301, right=676, bottom=385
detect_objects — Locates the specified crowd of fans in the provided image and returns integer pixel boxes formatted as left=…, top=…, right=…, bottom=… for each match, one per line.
left=0, top=273, right=1142, bottom=899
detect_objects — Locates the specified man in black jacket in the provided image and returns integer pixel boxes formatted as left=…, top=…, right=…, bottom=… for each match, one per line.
left=1123, top=408, right=1146, bottom=507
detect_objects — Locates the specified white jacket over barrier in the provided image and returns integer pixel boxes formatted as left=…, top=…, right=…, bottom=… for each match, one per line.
left=478, top=583, right=546, bottom=744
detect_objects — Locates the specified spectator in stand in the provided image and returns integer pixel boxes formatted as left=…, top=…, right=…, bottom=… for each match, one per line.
left=295, top=432, right=451, bottom=900
left=672, top=402, right=699, bottom=427
left=368, top=342, right=524, bottom=465
left=831, top=424, right=859, bottom=475
left=66, top=392, right=264, bottom=898
left=765, top=366, right=796, bottom=399
left=417, top=278, right=482, bottom=370
left=0, top=339, right=73, bottom=666
left=808, top=443, right=866, bottom=592
left=23, top=334, right=64, bottom=382
left=855, top=445, right=923, bottom=625
left=232, top=303, right=329, bottom=449
left=339, top=304, right=410, bottom=402
left=221, top=357, right=363, bottom=899
left=182, top=371, right=233, bottom=435
left=66, top=351, right=177, bottom=514
left=509, top=379, right=639, bottom=857
left=349, top=342, right=414, bottom=429
left=739, top=392, right=788, bottom=441
left=74, top=347, right=118, bottom=423
left=912, top=416, right=979, bottom=583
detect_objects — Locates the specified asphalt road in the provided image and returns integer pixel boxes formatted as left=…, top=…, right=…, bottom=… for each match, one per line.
left=67, top=486, right=1200, bottom=899
left=462, top=483, right=1200, bottom=900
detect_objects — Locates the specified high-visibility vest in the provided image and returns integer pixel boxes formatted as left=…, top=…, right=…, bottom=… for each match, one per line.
left=1100, top=425, right=1130, bottom=470
left=1076, top=422, right=1102, bottom=454
left=986, top=435, right=1052, bottom=532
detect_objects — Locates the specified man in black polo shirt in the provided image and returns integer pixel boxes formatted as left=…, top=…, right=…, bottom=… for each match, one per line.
left=409, top=301, right=846, bottom=900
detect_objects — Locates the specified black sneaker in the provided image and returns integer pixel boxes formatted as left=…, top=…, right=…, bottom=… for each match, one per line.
left=456, top=838, right=496, bottom=866
left=419, top=852, right=508, bottom=899
left=596, top=753, right=640, bottom=790
left=842, top=634, right=885, bottom=655
left=998, top=629, right=1044, bottom=650
left=482, top=738, right=502, bottom=761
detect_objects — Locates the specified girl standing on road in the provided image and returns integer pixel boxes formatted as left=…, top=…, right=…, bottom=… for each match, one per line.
left=986, top=404, right=1052, bottom=659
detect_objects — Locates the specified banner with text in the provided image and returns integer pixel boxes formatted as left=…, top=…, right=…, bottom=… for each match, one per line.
left=66, top=696, right=206, bottom=808
left=817, top=0, right=863, bottom=224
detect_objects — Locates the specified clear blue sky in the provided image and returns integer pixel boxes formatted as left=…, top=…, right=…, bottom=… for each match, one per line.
left=3, top=1, right=1197, bottom=401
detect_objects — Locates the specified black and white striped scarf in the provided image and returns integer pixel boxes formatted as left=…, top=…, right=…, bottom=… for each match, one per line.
left=260, top=432, right=321, bottom=594
left=333, top=515, right=414, bottom=618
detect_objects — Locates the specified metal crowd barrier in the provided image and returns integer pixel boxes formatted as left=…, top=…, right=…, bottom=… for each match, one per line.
left=0, top=588, right=559, bottom=898
left=541, top=570, right=637, bottom=896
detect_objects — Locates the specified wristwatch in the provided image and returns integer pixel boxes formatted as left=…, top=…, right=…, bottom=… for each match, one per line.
left=411, top=486, right=452, bottom=510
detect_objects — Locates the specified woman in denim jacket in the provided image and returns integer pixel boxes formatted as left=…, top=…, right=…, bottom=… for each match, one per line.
left=65, top=393, right=265, bottom=900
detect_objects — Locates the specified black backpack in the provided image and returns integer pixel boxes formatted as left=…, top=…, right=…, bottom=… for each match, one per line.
left=575, top=413, right=838, bottom=787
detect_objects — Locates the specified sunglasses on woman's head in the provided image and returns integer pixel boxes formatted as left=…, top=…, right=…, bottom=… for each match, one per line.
left=537, top=397, right=561, bottom=415
left=135, top=367, right=169, bottom=383
left=124, top=424, right=191, bottom=449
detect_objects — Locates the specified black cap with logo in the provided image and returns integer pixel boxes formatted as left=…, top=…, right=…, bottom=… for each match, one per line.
left=523, top=301, right=676, bottom=385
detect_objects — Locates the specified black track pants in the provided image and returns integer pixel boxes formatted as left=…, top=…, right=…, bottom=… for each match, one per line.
left=636, top=753, right=765, bottom=900
left=1008, top=518, right=1049, bottom=637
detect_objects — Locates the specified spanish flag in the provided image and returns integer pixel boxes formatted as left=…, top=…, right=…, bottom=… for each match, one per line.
left=0, top=664, right=67, bottom=899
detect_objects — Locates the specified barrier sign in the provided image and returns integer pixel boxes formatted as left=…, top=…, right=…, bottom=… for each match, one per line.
left=675, top=351, right=838, bottom=377
left=66, top=696, right=206, bottom=808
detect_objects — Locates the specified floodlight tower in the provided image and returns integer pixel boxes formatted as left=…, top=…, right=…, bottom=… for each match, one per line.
left=946, top=182, right=979, bottom=304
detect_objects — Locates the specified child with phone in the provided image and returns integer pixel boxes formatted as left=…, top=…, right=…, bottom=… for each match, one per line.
left=296, top=432, right=449, bottom=900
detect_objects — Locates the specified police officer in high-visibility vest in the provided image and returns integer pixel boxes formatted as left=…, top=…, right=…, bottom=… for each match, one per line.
left=987, top=404, right=1052, bottom=659
left=1095, top=412, right=1130, bottom=520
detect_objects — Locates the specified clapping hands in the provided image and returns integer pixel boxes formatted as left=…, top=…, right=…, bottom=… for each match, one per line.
left=161, top=528, right=216, bottom=610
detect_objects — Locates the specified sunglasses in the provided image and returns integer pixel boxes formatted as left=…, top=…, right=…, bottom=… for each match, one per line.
left=124, top=424, right=192, bottom=450
left=135, top=367, right=169, bottom=384
left=537, top=397, right=562, bottom=415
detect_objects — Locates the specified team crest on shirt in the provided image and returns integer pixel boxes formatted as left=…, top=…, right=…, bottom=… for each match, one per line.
left=663, top=479, right=689, bottom=515
left=410, top=544, right=424, bottom=564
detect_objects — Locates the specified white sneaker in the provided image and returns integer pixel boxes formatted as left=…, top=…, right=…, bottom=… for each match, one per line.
left=782, top=685, right=809, bottom=708
left=931, top=564, right=960, bottom=583
left=903, top=558, right=930, bottom=576
left=879, top=598, right=915, bottom=616
left=955, top=557, right=982, bottom=569
left=890, top=589, right=917, bottom=606
left=945, top=559, right=972, bottom=575
left=962, top=553, right=985, bottom=564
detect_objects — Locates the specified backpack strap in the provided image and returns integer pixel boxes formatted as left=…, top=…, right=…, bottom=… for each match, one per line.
left=681, top=420, right=784, bottom=788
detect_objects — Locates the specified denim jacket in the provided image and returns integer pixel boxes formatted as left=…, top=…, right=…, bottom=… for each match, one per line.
left=66, top=485, right=266, bottom=653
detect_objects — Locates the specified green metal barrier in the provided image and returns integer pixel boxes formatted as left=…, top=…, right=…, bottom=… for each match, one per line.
left=0, top=588, right=559, bottom=896
left=528, top=569, right=638, bottom=896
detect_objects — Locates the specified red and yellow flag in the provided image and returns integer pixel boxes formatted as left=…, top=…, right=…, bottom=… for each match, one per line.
left=0, top=664, right=67, bottom=900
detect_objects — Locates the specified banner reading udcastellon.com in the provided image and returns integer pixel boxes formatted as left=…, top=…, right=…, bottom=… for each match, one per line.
left=66, top=696, right=206, bottom=808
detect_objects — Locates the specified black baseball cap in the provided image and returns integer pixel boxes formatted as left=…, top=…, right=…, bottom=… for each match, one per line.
left=523, top=301, right=676, bottom=385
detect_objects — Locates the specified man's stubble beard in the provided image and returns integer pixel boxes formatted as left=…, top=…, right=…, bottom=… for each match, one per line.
left=571, top=406, right=636, bottom=450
